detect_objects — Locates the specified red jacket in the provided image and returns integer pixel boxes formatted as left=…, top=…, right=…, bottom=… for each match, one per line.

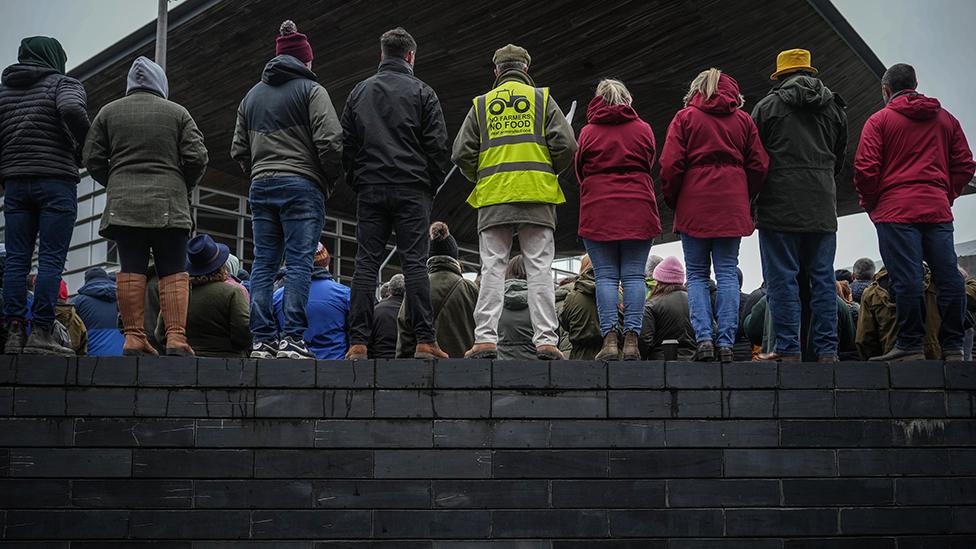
left=854, top=91, right=975, bottom=224
left=659, top=74, right=768, bottom=238
left=575, top=97, right=661, bottom=242
left=661, top=74, right=769, bottom=238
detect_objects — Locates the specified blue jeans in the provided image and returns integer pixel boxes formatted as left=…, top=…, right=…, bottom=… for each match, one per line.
left=3, top=179, right=77, bottom=329
left=876, top=222, right=965, bottom=352
left=682, top=235, right=741, bottom=348
left=583, top=239, right=653, bottom=335
left=759, top=230, right=838, bottom=358
left=249, top=177, right=325, bottom=342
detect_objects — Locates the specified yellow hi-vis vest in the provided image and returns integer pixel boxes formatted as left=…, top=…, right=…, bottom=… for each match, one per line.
left=465, top=80, right=566, bottom=209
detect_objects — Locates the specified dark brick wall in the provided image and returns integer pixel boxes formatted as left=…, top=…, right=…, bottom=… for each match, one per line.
left=1, top=354, right=975, bottom=547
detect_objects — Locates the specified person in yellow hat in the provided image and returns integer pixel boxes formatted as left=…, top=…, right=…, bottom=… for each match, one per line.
left=750, top=48, right=849, bottom=363
left=452, top=44, right=577, bottom=360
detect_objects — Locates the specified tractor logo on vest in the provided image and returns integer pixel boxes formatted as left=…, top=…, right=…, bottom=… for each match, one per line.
left=488, top=89, right=530, bottom=115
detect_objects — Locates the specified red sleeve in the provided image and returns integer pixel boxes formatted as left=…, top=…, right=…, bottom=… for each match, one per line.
left=659, top=113, right=686, bottom=210
left=948, top=116, right=976, bottom=202
left=742, top=114, right=769, bottom=198
left=853, top=114, right=884, bottom=213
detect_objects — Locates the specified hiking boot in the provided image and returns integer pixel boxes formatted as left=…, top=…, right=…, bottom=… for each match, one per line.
left=869, top=347, right=925, bottom=362
left=250, top=340, right=278, bottom=360
left=818, top=355, right=840, bottom=364
left=694, top=340, right=715, bottom=362
left=116, top=272, right=159, bottom=357
left=536, top=344, right=564, bottom=360
left=595, top=331, right=619, bottom=361
left=159, top=272, right=194, bottom=357
left=346, top=344, right=369, bottom=361
left=621, top=331, right=641, bottom=361
left=465, top=343, right=497, bottom=359
left=415, top=342, right=449, bottom=360
left=718, top=346, right=734, bottom=363
left=22, top=326, right=74, bottom=356
left=757, top=351, right=801, bottom=362
left=277, top=336, right=315, bottom=359
left=4, top=320, right=26, bottom=354
left=942, top=350, right=964, bottom=362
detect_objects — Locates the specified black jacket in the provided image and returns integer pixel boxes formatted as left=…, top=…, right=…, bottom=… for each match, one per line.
left=231, top=55, right=343, bottom=196
left=639, top=290, right=697, bottom=360
left=341, top=57, right=450, bottom=192
left=370, top=294, right=403, bottom=359
left=0, top=64, right=89, bottom=183
left=751, top=74, right=848, bottom=233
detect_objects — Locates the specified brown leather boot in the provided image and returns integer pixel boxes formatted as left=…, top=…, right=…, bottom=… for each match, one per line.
left=757, top=351, right=801, bottom=362
left=464, top=342, right=497, bottom=359
left=415, top=342, right=449, bottom=360
left=116, top=272, right=158, bottom=356
left=346, top=344, right=368, bottom=360
left=621, top=331, right=641, bottom=361
left=536, top=344, right=565, bottom=360
left=159, top=272, right=194, bottom=357
left=595, top=331, right=619, bottom=361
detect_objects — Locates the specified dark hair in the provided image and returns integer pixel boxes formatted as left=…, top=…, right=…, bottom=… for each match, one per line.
left=505, top=255, right=527, bottom=281
left=650, top=281, right=686, bottom=299
left=853, top=257, right=876, bottom=280
left=380, top=27, right=416, bottom=59
left=835, top=269, right=853, bottom=283
left=736, top=267, right=744, bottom=290
left=882, top=63, right=917, bottom=94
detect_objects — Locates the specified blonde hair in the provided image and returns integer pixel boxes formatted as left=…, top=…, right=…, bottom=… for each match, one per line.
left=683, top=68, right=723, bottom=107
left=596, top=78, right=632, bottom=106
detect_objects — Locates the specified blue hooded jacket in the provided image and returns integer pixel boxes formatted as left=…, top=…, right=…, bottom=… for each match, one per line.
left=70, top=268, right=124, bottom=356
left=273, top=267, right=349, bottom=359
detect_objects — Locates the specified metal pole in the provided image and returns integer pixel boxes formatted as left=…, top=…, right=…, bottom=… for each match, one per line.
left=155, top=0, right=168, bottom=71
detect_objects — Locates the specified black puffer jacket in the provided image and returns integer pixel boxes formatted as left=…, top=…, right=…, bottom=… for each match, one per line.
left=0, top=64, right=89, bottom=183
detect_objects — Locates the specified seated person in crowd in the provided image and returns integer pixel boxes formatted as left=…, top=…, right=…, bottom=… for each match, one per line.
left=275, top=243, right=350, bottom=360
left=498, top=255, right=537, bottom=360
left=559, top=255, right=604, bottom=360
left=554, top=275, right=577, bottom=357
left=55, top=280, right=87, bottom=356
left=71, top=267, right=124, bottom=356
left=639, top=256, right=697, bottom=360
left=160, top=234, right=250, bottom=357
left=746, top=285, right=857, bottom=362
left=397, top=223, right=478, bottom=358
left=370, top=274, right=404, bottom=359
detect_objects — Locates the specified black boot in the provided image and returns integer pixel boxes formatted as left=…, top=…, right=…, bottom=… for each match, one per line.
left=694, top=340, right=715, bottom=362
left=22, top=326, right=74, bottom=356
left=717, top=346, right=734, bottom=363
left=869, top=347, right=924, bottom=362
left=4, top=320, right=26, bottom=354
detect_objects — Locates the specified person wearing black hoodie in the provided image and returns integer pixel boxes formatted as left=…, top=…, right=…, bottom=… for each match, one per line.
left=71, top=267, right=125, bottom=356
left=231, top=20, right=343, bottom=360
left=751, top=49, right=848, bottom=363
left=0, top=36, right=90, bottom=355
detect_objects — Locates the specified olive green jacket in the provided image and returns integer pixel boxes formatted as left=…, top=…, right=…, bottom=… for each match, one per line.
left=558, top=272, right=603, bottom=360
left=83, top=91, right=207, bottom=236
left=396, top=256, right=479, bottom=358
left=156, top=279, right=250, bottom=358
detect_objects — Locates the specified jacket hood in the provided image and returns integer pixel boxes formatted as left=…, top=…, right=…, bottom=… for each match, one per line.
left=689, top=73, right=742, bottom=114
left=586, top=95, right=639, bottom=124
left=774, top=74, right=834, bottom=109
left=887, top=91, right=941, bottom=120
left=1, top=63, right=57, bottom=88
left=428, top=255, right=463, bottom=276
left=78, top=276, right=117, bottom=302
left=555, top=285, right=571, bottom=302
left=503, top=279, right=529, bottom=310
left=262, top=55, right=317, bottom=86
left=17, top=36, right=67, bottom=74
left=126, top=56, right=169, bottom=99
left=572, top=272, right=596, bottom=295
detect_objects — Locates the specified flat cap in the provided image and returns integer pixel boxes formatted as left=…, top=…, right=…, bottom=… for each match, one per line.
left=493, top=44, right=531, bottom=68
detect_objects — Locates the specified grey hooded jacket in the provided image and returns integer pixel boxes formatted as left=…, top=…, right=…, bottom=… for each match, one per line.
left=83, top=56, right=208, bottom=236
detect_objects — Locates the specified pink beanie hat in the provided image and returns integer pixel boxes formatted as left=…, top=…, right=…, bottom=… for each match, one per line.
left=653, top=256, right=686, bottom=285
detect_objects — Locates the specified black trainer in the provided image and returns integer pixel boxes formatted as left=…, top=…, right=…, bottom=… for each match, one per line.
left=250, top=340, right=277, bottom=359
left=22, top=326, right=74, bottom=356
left=694, top=340, right=715, bottom=362
left=277, top=336, right=315, bottom=360
left=4, top=320, right=26, bottom=354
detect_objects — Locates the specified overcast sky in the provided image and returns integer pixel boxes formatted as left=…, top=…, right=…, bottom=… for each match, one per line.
left=1, top=0, right=974, bottom=289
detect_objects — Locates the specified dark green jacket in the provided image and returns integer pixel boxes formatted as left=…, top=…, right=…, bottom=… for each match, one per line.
left=83, top=91, right=207, bottom=236
left=156, top=278, right=250, bottom=357
left=639, top=290, right=697, bottom=360
left=554, top=285, right=573, bottom=356
left=558, top=272, right=603, bottom=360
left=751, top=74, right=848, bottom=233
left=397, top=256, right=479, bottom=358
left=498, top=279, right=536, bottom=360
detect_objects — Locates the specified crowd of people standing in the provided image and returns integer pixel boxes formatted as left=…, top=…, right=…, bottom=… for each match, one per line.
left=0, top=23, right=973, bottom=362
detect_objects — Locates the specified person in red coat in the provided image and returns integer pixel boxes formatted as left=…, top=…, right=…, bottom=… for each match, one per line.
left=854, top=63, right=976, bottom=362
left=659, top=69, right=769, bottom=362
left=575, top=79, right=661, bottom=361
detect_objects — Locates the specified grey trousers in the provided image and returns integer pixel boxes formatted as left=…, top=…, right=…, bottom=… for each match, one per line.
left=473, top=223, right=558, bottom=347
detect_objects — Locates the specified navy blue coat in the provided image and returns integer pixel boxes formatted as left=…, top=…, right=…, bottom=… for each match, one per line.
left=71, top=275, right=124, bottom=356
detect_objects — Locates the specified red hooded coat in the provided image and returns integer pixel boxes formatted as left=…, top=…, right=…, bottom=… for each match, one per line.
left=854, top=91, right=975, bottom=224
left=659, top=73, right=769, bottom=238
left=575, top=97, right=661, bottom=242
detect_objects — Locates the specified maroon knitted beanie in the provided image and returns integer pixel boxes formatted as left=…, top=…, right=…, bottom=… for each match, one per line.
left=275, top=20, right=313, bottom=64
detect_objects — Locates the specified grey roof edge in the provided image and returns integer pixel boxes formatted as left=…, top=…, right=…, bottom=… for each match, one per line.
left=807, top=0, right=887, bottom=78
left=68, top=0, right=223, bottom=81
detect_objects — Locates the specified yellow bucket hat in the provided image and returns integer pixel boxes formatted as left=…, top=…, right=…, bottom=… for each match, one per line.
left=771, top=48, right=818, bottom=80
